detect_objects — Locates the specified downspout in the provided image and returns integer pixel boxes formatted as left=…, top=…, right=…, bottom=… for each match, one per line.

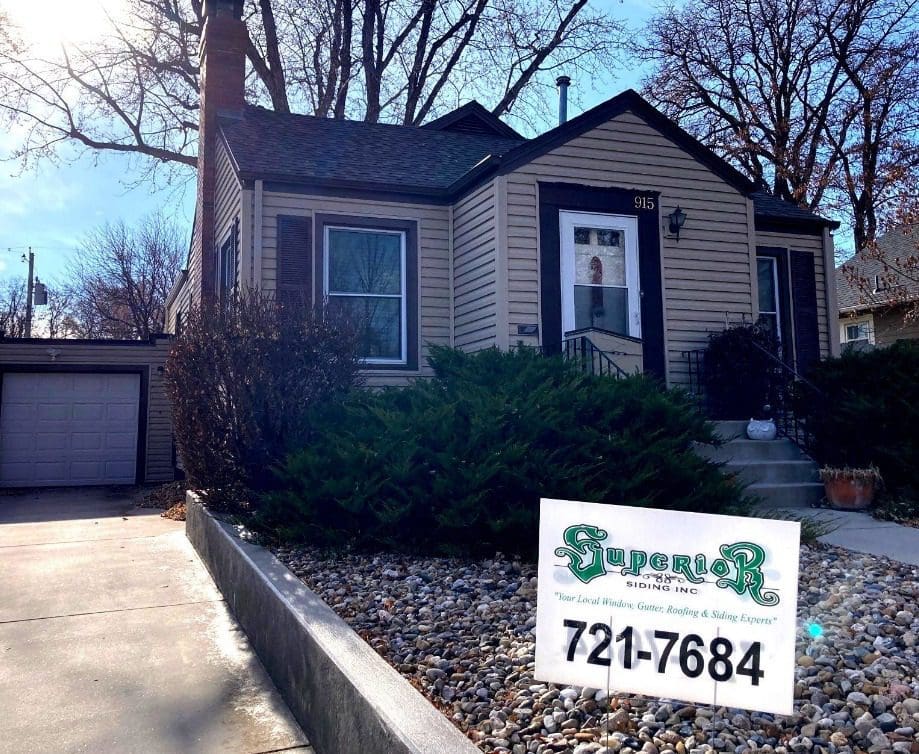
left=253, top=179, right=264, bottom=289
left=239, top=184, right=253, bottom=290
left=495, top=176, right=510, bottom=350
left=448, top=203, right=455, bottom=347
left=823, top=226, right=840, bottom=357
left=747, top=198, right=759, bottom=322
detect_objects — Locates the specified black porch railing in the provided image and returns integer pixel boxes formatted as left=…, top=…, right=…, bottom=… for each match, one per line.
left=563, top=335, right=630, bottom=379
left=682, top=344, right=825, bottom=457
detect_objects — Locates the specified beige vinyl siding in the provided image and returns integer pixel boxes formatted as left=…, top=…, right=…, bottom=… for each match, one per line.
left=501, top=109, right=754, bottom=386
left=167, top=139, right=242, bottom=326
left=260, top=191, right=451, bottom=385
left=215, top=139, right=243, bottom=284
left=165, top=277, right=190, bottom=334
left=0, top=338, right=175, bottom=483
left=186, top=213, right=203, bottom=311
left=873, top=308, right=919, bottom=346
left=452, top=180, right=498, bottom=351
left=755, top=230, right=830, bottom=357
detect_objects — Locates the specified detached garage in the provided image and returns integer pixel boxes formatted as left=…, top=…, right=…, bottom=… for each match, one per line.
left=0, top=337, right=176, bottom=488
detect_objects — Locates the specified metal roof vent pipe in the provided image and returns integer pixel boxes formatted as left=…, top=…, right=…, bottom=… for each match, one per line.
left=556, top=75, right=571, bottom=125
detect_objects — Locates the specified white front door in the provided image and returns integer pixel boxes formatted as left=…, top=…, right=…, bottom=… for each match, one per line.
left=0, top=372, right=140, bottom=487
left=559, top=211, right=641, bottom=338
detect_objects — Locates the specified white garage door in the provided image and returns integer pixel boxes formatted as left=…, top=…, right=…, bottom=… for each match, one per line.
left=0, top=372, right=141, bottom=487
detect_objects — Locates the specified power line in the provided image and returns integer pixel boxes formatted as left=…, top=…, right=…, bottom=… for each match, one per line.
left=3, top=246, right=79, bottom=254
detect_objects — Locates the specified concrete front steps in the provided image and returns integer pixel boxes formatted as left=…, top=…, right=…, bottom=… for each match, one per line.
left=699, top=421, right=825, bottom=509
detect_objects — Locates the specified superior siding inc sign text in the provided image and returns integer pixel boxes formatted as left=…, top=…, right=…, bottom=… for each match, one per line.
left=534, top=500, right=801, bottom=715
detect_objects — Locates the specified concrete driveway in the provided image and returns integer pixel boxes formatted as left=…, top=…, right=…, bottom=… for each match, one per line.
left=0, top=488, right=312, bottom=754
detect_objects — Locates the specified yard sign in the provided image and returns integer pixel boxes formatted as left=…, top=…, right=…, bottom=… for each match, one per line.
left=535, top=499, right=801, bottom=715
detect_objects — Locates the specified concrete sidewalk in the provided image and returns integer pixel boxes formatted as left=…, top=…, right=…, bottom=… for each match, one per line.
left=815, top=510, right=919, bottom=565
left=0, top=488, right=311, bottom=754
left=756, top=497, right=919, bottom=566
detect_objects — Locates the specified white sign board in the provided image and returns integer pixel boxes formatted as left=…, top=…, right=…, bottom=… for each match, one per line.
left=535, top=499, right=800, bottom=715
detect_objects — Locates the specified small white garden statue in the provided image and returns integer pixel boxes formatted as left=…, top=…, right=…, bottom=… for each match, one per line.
left=747, top=405, right=777, bottom=440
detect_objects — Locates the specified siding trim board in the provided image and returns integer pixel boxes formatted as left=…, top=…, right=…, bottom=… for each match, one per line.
left=537, top=182, right=666, bottom=378
left=0, top=364, right=150, bottom=486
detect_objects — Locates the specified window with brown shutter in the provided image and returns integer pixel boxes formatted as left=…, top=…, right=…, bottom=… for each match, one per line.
left=314, top=213, right=419, bottom=371
left=276, top=215, right=312, bottom=305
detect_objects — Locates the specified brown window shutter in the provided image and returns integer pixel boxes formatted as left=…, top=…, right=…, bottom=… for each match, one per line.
left=276, top=215, right=312, bottom=305
left=790, top=250, right=820, bottom=374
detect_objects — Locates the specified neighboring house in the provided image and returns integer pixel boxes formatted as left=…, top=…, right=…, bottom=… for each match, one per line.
left=167, top=0, right=840, bottom=388
left=836, top=225, right=919, bottom=349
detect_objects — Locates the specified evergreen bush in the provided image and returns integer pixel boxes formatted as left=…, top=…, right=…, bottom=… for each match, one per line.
left=799, top=340, right=919, bottom=500
left=702, top=323, right=782, bottom=419
left=257, top=346, right=747, bottom=556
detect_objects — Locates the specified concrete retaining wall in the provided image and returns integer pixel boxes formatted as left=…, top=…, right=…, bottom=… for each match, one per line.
left=186, top=495, right=480, bottom=754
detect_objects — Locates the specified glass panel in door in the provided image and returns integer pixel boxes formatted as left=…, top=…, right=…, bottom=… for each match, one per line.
left=560, top=212, right=640, bottom=338
left=756, top=256, right=781, bottom=344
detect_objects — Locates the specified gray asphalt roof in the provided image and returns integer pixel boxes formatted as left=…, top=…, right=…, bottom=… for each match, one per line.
left=836, top=225, right=919, bottom=312
left=751, top=191, right=833, bottom=226
left=218, top=106, right=523, bottom=191
left=218, top=102, right=835, bottom=229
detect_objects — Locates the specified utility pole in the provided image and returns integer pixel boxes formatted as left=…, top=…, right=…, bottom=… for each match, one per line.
left=24, top=247, right=34, bottom=338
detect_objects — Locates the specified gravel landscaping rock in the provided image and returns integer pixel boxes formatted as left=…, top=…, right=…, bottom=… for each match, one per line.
left=274, top=544, right=919, bottom=754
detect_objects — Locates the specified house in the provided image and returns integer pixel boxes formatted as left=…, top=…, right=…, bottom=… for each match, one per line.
left=836, top=225, right=919, bottom=349
left=166, top=0, right=840, bottom=388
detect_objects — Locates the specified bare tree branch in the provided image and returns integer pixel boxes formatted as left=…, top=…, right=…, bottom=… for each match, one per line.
left=0, top=0, right=625, bottom=185
left=637, top=0, right=919, bottom=249
left=68, top=214, right=185, bottom=339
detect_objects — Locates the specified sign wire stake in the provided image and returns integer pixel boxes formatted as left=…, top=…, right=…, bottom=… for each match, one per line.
left=605, top=612, right=613, bottom=752
left=710, top=625, right=720, bottom=753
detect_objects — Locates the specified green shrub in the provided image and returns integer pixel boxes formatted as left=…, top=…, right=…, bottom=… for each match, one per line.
left=702, top=324, right=781, bottom=419
left=256, top=346, right=747, bottom=556
left=165, top=293, right=361, bottom=507
left=799, top=340, right=919, bottom=499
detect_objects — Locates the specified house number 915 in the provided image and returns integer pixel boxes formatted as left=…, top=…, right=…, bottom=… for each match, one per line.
left=634, top=196, right=655, bottom=210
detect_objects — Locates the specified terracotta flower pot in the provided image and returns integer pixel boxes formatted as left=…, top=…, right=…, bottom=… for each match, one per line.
left=823, top=476, right=876, bottom=510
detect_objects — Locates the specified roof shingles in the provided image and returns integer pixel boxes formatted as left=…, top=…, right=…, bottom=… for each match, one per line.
left=837, top=226, right=919, bottom=312
left=218, top=97, right=835, bottom=230
left=219, top=106, right=522, bottom=192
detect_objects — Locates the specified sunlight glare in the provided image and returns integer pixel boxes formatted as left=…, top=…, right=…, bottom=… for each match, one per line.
left=4, top=0, right=124, bottom=53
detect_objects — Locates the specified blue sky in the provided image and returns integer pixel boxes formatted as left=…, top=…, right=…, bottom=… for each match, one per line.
left=0, top=0, right=656, bottom=286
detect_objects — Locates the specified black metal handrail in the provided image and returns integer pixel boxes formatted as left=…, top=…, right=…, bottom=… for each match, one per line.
left=683, top=348, right=705, bottom=402
left=746, top=341, right=825, bottom=456
left=681, top=343, right=826, bottom=457
left=563, top=335, right=630, bottom=379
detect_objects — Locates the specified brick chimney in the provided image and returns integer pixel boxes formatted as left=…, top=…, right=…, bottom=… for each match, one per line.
left=192, top=0, right=247, bottom=306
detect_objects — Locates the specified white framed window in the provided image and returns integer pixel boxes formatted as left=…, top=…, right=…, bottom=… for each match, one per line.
left=217, top=224, right=239, bottom=304
left=559, top=210, right=641, bottom=338
left=841, top=316, right=874, bottom=344
left=323, top=225, right=407, bottom=365
left=756, top=256, right=782, bottom=342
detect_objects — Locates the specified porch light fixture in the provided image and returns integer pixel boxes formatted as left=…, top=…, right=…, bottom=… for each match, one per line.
left=668, top=206, right=687, bottom=240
